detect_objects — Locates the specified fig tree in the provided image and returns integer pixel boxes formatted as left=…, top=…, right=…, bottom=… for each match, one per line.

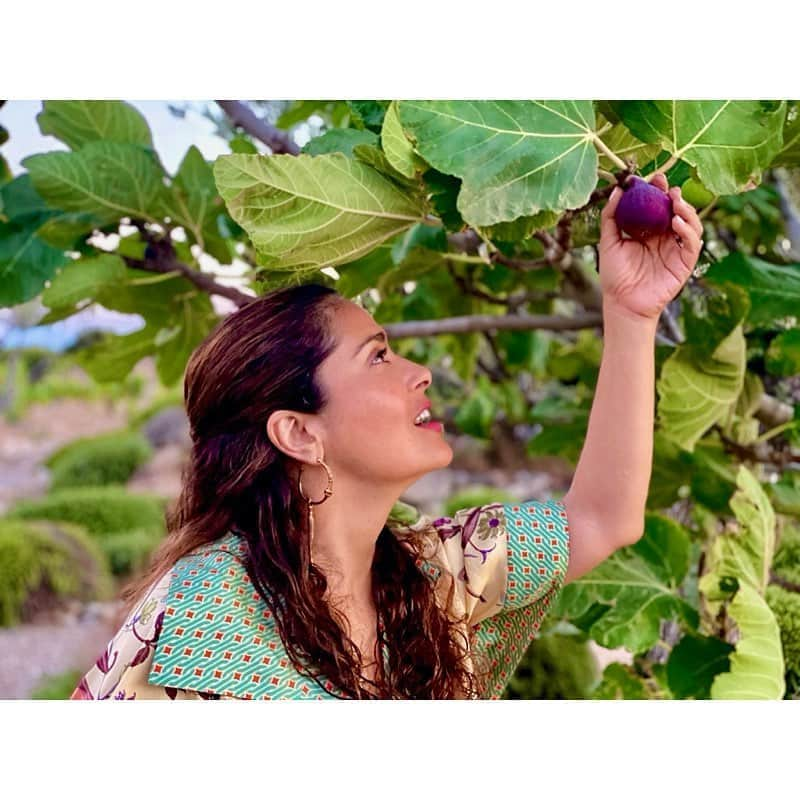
left=614, top=176, right=673, bottom=241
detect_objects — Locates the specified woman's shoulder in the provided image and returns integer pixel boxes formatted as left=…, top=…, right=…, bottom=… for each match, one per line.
left=387, top=499, right=570, bottom=627
left=70, top=532, right=252, bottom=700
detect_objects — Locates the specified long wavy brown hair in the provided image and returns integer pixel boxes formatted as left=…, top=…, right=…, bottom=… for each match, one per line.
left=121, top=283, right=487, bottom=699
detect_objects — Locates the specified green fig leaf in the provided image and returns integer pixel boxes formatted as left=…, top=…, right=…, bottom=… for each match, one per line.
left=656, top=325, right=747, bottom=452
left=302, top=128, right=378, bottom=157
left=666, top=632, right=735, bottom=699
left=212, top=153, right=426, bottom=273
left=698, top=465, right=785, bottom=699
left=598, top=118, right=661, bottom=172
left=703, top=252, right=800, bottom=328
left=36, top=100, right=154, bottom=150
left=22, top=142, right=168, bottom=226
left=0, top=222, right=68, bottom=305
left=610, top=101, right=786, bottom=195
left=41, top=253, right=127, bottom=309
left=397, top=100, right=598, bottom=227
left=553, top=514, right=698, bottom=653
left=381, top=101, right=426, bottom=179
left=157, top=145, right=224, bottom=255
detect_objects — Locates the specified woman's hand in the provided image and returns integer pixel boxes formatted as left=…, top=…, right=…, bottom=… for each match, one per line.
left=598, top=173, right=704, bottom=322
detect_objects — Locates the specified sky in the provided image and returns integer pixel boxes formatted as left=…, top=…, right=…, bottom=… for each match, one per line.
left=0, top=100, right=238, bottom=176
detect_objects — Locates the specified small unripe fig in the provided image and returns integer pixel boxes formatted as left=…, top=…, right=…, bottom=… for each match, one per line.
left=614, top=176, right=673, bottom=241
left=681, top=178, right=714, bottom=208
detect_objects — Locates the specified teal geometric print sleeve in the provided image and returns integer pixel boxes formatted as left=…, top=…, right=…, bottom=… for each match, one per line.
left=500, top=499, right=570, bottom=611
left=468, top=499, right=571, bottom=698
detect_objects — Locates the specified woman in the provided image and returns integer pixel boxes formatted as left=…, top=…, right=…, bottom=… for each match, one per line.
left=71, top=175, right=703, bottom=699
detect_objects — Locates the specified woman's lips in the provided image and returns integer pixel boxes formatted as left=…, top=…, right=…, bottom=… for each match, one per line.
left=416, top=420, right=443, bottom=432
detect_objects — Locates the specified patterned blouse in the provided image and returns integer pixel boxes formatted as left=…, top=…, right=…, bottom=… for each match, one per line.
left=70, top=500, right=570, bottom=700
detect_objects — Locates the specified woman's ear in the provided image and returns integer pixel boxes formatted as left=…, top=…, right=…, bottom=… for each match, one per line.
left=266, top=409, right=323, bottom=464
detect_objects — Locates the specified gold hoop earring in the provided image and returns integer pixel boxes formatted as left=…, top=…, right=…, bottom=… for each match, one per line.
left=297, top=456, right=333, bottom=555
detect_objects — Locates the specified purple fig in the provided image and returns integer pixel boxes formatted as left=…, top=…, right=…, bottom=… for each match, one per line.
left=614, top=176, right=673, bottom=241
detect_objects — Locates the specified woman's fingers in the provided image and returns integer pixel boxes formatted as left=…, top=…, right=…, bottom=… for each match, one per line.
left=670, top=187, right=704, bottom=238
left=649, top=173, right=669, bottom=193
left=600, top=186, right=623, bottom=243
left=672, top=214, right=703, bottom=256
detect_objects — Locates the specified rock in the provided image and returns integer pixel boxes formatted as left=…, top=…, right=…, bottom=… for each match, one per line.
left=141, top=406, right=191, bottom=449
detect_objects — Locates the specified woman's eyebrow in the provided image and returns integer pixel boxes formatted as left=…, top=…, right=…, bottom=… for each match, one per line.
left=353, top=330, right=388, bottom=357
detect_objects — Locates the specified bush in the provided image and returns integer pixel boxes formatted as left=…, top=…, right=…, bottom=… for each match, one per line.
left=442, top=484, right=522, bottom=518
left=101, top=528, right=165, bottom=575
left=0, top=349, right=144, bottom=422
left=46, top=430, right=154, bottom=490
left=774, top=524, right=800, bottom=585
left=29, top=669, right=83, bottom=700
left=0, top=519, right=113, bottom=627
left=765, top=584, right=800, bottom=699
left=501, top=629, right=600, bottom=700
left=6, top=487, right=167, bottom=576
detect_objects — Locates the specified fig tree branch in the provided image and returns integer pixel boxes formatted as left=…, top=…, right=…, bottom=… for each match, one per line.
left=384, top=309, right=604, bottom=339
left=215, top=100, right=301, bottom=155
left=124, top=222, right=255, bottom=308
left=756, top=393, right=796, bottom=429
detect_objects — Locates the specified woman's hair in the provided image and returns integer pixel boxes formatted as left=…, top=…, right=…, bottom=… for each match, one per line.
left=120, top=283, right=484, bottom=699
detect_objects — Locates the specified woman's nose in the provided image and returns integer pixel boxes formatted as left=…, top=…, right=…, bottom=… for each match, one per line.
left=411, top=361, right=432, bottom=391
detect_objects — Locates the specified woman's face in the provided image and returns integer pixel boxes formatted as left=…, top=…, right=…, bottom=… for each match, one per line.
left=314, top=300, right=454, bottom=486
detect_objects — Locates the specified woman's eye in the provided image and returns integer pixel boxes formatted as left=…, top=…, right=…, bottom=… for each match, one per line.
left=372, top=347, right=390, bottom=364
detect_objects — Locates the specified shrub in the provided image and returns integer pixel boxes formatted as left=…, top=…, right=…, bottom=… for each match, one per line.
left=0, top=349, right=144, bottom=422
left=46, top=430, right=154, bottom=490
left=774, top=524, right=800, bottom=585
left=442, top=484, right=521, bottom=518
left=101, top=528, right=166, bottom=575
left=30, top=669, right=83, bottom=700
left=501, top=629, right=600, bottom=700
left=6, top=487, right=167, bottom=576
left=9, top=486, right=166, bottom=536
left=0, top=519, right=113, bottom=627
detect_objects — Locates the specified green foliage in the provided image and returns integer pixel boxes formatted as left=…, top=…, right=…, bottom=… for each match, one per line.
left=398, top=101, right=598, bottom=227
left=45, top=429, right=154, bottom=490
left=765, top=586, right=800, bottom=686
left=442, top=485, right=521, bottom=518
left=554, top=512, right=698, bottom=653
left=609, top=101, right=786, bottom=194
left=0, top=518, right=112, bottom=627
left=592, top=662, right=659, bottom=699
left=501, top=630, right=599, bottom=699
left=697, top=465, right=785, bottom=699
left=213, top=152, right=427, bottom=274
left=29, top=669, right=83, bottom=700
left=6, top=486, right=167, bottom=576
left=773, top=524, right=800, bottom=584
left=0, top=348, right=143, bottom=422
left=99, top=527, right=165, bottom=575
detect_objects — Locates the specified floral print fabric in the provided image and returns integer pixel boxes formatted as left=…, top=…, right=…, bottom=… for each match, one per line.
left=70, top=499, right=570, bottom=700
